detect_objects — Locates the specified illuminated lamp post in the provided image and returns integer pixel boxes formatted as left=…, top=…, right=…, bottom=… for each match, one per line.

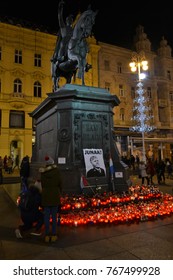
left=129, top=51, right=154, bottom=163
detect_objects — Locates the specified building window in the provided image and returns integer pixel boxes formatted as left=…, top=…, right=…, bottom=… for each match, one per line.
left=120, top=108, right=125, bottom=121
left=158, top=108, right=166, bottom=122
left=119, top=84, right=124, bottom=97
left=169, top=91, right=173, bottom=101
left=34, top=53, right=41, bottom=67
left=14, top=49, right=22, bottom=64
left=147, top=87, right=152, bottom=98
left=117, top=62, right=122, bottom=73
left=167, top=70, right=171, bottom=80
left=34, top=81, right=42, bottom=97
left=9, top=110, right=25, bottom=128
left=105, top=82, right=110, bottom=91
left=14, top=79, right=22, bottom=93
left=104, top=60, right=110, bottom=71
left=131, top=87, right=135, bottom=98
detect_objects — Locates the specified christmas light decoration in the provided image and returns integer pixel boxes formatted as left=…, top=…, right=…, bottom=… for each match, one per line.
left=129, top=51, right=155, bottom=163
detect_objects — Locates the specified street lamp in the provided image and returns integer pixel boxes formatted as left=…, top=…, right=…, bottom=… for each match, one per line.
left=129, top=53, right=148, bottom=82
left=129, top=51, right=152, bottom=164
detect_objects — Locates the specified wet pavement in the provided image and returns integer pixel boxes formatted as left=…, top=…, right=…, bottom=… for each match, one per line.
left=0, top=173, right=173, bottom=260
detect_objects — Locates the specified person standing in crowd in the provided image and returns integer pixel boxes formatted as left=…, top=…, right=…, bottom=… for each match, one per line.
left=166, top=159, right=173, bottom=179
left=39, top=156, right=62, bottom=243
left=20, top=155, right=30, bottom=191
left=154, top=159, right=160, bottom=184
left=13, top=155, right=20, bottom=171
left=15, top=183, right=44, bottom=239
left=7, top=156, right=13, bottom=174
left=157, top=159, right=166, bottom=184
left=139, top=160, right=150, bottom=185
left=146, top=158, right=156, bottom=185
left=135, top=154, right=140, bottom=168
left=130, top=154, right=135, bottom=170
left=3, top=155, right=8, bottom=173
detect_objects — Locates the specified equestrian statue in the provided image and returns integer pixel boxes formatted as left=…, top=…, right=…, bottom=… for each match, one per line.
left=51, top=0, right=97, bottom=91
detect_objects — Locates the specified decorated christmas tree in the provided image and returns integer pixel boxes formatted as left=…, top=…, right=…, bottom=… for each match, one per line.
left=130, top=79, right=155, bottom=162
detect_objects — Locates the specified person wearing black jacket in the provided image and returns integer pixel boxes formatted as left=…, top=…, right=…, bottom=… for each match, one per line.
left=20, top=155, right=30, bottom=191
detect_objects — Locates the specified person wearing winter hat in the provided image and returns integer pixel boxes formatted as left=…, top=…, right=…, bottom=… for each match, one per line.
left=45, top=156, right=54, bottom=165
left=39, top=156, right=62, bottom=243
left=20, top=155, right=30, bottom=191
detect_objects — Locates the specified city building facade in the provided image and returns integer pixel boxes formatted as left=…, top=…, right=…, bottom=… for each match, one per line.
left=98, top=25, right=173, bottom=162
left=0, top=19, right=173, bottom=165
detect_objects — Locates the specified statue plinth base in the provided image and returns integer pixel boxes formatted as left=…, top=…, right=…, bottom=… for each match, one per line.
left=29, top=84, right=131, bottom=194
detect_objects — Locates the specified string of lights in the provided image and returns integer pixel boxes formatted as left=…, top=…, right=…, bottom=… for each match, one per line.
left=129, top=52, right=155, bottom=163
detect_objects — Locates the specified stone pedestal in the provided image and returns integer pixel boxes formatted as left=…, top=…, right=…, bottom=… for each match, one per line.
left=29, top=84, right=131, bottom=194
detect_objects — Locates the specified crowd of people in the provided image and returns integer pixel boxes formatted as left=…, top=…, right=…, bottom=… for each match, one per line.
left=0, top=155, right=14, bottom=175
left=1, top=151, right=173, bottom=244
left=138, top=157, right=173, bottom=186
left=122, top=154, right=173, bottom=186
left=0, top=155, right=18, bottom=184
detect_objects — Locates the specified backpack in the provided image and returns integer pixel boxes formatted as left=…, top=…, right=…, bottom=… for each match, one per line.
left=18, top=190, right=35, bottom=211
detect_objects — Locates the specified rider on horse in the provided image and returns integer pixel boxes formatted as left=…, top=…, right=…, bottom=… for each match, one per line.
left=51, top=0, right=97, bottom=91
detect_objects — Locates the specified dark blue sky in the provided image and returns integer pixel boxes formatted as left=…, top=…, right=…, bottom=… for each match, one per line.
left=1, top=0, right=173, bottom=51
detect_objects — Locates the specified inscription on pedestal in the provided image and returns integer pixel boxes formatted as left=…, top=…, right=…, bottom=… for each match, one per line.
left=82, top=121, right=102, bottom=148
left=74, top=112, right=110, bottom=161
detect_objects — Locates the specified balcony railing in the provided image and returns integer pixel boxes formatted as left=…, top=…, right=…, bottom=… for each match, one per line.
left=11, top=92, right=25, bottom=98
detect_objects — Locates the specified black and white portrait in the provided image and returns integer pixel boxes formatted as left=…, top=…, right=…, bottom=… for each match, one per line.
left=83, top=149, right=106, bottom=178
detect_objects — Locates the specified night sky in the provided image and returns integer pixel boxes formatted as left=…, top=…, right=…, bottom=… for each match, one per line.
left=1, top=0, right=173, bottom=51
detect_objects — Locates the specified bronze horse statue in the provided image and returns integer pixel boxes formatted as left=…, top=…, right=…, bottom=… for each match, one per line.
left=51, top=6, right=97, bottom=91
